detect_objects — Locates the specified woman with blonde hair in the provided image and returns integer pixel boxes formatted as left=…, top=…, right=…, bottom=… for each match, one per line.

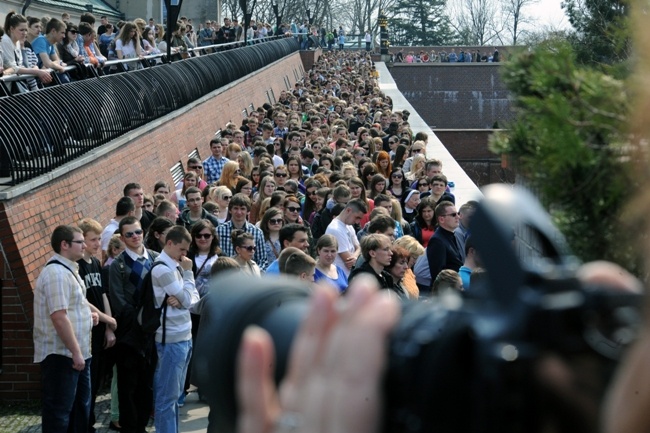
left=406, top=154, right=426, bottom=182
left=251, top=176, right=276, bottom=224
left=393, top=235, right=425, bottom=298
left=210, top=185, right=232, bottom=224
left=217, top=161, right=241, bottom=191
left=237, top=151, right=253, bottom=178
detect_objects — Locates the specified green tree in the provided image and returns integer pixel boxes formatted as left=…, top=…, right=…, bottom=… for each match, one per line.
left=489, top=39, right=637, bottom=269
left=387, top=0, right=456, bottom=45
left=561, top=0, right=631, bottom=66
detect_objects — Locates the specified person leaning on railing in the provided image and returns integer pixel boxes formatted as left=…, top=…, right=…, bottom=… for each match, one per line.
left=1, top=11, right=53, bottom=92
left=31, top=17, right=71, bottom=83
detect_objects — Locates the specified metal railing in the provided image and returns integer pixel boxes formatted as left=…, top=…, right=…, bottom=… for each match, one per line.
left=0, top=35, right=288, bottom=96
left=0, top=37, right=299, bottom=186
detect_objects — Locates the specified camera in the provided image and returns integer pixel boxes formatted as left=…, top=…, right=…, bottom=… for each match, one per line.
left=193, top=185, right=642, bottom=433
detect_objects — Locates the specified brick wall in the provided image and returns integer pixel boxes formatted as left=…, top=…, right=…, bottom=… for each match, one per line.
left=389, top=64, right=514, bottom=129
left=0, top=51, right=305, bottom=401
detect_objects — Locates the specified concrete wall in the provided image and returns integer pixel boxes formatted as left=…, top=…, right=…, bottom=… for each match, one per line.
left=0, top=51, right=304, bottom=401
left=389, top=63, right=514, bottom=130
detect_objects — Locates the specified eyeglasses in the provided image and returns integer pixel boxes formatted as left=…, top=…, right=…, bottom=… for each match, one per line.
left=240, top=245, right=256, bottom=251
left=269, top=218, right=283, bottom=224
left=444, top=212, right=459, bottom=218
left=124, top=229, right=144, bottom=238
left=287, top=206, right=301, bottom=212
left=190, top=165, right=203, bottom=170
left=68, top=240, right=85, bottom=245
left=195, top=233, right=213, bottom=240
left=275, top=173, right=287, bottom=177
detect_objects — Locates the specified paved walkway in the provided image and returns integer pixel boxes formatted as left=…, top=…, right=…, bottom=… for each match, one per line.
left=375, top=61, right=483, bottom=206
left=0, top=390, right=209, bottom=433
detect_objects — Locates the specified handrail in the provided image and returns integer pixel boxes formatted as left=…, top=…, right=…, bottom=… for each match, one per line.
left=0, top=37, right=300, bottom=186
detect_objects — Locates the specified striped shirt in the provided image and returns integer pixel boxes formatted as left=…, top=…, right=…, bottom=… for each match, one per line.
left=33, top=254, right=93, bottom=363
left=151, top=251, right=200, bottom=343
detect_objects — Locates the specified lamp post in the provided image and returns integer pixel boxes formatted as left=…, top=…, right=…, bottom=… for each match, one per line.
left=378, top=10, right=389, bottom=61
left=306, top=9, right=312, bottom=25
left=272, top=3, right=282, bottom=34
left=163, top=0, right=184, bottom=61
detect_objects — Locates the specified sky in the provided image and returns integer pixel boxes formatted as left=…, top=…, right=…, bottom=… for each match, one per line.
left=525, top=0, right=572, bottom=31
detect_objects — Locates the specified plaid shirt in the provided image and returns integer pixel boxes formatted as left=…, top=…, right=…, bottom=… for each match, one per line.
left=203, top=155, right=229, bottom=184
left=217, top=221, right=269, bottom=270
left=33, top=254, right=93, bottom=363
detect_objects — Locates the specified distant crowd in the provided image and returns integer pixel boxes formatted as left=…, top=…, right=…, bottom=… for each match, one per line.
left=392, top=47, right=502, bottom=63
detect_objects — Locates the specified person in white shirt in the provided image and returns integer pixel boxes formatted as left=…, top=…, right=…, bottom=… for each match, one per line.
left=325, top=199, right=368, bottom=276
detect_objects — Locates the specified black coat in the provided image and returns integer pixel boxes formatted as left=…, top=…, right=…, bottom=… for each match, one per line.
left=426, top=227, right=463, bottom=284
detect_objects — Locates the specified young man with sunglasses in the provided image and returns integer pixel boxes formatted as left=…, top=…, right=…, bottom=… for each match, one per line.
left=176, top=187, right=220, bottom=230
left=423, top=201, right=463, bottom=294
left=109, top=216, right=159, bottom=433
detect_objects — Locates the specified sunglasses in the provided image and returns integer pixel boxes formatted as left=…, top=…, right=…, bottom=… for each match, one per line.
left=275, top=173, right=288, bottom=177
left=308, top=190, right=318, bottom=195
left=189, top=165, right=203, bottom=170
left=287, top=206, right=301, bottom=212
left=222, top=196, right=232, bottom=200
left=124, top=229, right=143, bottom=238
left=69, top=30, right=78, bottom=34
left=444, top=212, right=459, bottom=217
left=195, top=233, right=213, bottom=240
left=412, top=149, right=423, bottom=153
left=240, top=245, right=256, bottom=251
left=269, top=218, right=283, bottom=224
left=392, top=174, right=403, bottom=179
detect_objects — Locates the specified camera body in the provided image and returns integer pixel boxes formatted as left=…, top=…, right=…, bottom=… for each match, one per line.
left=193, top=185, right=642, bottom=433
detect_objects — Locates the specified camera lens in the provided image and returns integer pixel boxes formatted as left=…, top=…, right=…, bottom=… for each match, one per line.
left=193, top=272, right=310, bottom=433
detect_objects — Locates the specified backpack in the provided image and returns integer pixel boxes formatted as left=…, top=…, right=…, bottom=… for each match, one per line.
left=137, top=262, right=170, bottom=344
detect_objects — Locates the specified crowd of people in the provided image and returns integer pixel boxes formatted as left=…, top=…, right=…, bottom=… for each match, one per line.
left=392, top=46, right=502, bottom=63
left=31, top=30, right=483, bottom=433
left=0, top=8, right=367, bottom=95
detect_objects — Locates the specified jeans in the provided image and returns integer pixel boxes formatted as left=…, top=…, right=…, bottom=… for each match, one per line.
left=115, top=343, right=154, bottom=433
left=41, top=354, right=91, bottom=433
left=154, top=340, right=192, bottom=433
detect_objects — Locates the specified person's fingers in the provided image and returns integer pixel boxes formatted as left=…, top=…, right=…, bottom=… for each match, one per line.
left=326, top=290, right=401, bottom=433
left=282, top=284, right=338, bottom=395
left=237, top=326, right=281, bottom=433
left=577, top=261, right=643, bottom=294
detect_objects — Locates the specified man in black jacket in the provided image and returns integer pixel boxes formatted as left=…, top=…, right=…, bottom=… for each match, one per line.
left=348, top=234, right=395, bottom=292
left=425, top=201, right=463, bottom=293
